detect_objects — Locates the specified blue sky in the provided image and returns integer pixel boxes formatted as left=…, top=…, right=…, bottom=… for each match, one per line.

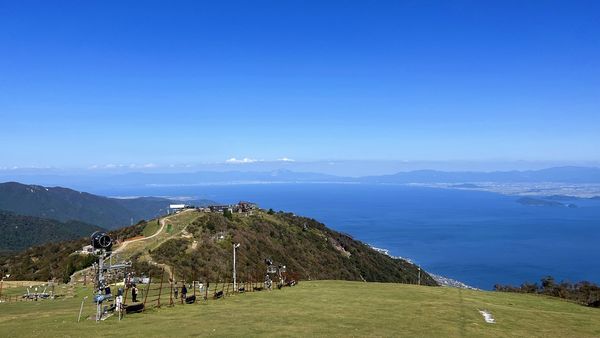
left=1, top=1, right=599, bottom=169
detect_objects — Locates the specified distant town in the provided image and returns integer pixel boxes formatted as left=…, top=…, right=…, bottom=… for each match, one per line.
left=169, top=201, right=259, bottom=214
left=409, top=182, right=600, bottom=199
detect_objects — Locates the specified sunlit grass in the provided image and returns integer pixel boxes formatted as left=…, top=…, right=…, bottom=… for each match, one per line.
left=1, top=281, right=599, bottom=337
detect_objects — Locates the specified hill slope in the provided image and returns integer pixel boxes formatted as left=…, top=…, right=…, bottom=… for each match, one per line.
left=123, top=210, right=436, bottom=285
left=1, top=209, right=436, bottom=285
left=0, top=182, right=183, bottom=229
left=0, top=220, right=148, bottom=282
left=0, top=210, right=103, bottom=252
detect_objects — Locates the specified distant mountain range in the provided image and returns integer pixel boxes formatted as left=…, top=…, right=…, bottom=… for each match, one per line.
left=359, top=166, right=600, bottom=184
left=0, top=182, right=213, bottom=229
left=0, top=210, right=103, bottom=252
left=2, top=167, right=599, bottom=189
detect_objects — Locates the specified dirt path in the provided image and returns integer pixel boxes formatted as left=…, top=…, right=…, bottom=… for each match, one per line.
left=70, top=211, right=189, bottom=282
left=113, top=214, right=168, bottom=254
left=115, top=210, right=197, bottom=278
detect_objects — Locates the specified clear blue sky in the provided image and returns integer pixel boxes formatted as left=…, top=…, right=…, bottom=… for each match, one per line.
left=1, top=0, right=599, bottom=169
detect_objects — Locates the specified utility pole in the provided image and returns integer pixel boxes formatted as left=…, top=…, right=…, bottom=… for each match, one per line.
left=232, top=243, right=240, bottom=292
left=418, top=267, right=421, bottom=286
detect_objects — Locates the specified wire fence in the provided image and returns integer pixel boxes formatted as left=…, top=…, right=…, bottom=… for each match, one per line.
left=102, top=268, right=300, bottom=316
left=0, top=269, right=300, bottom=323
left=137, top=270, right=286, bottom=309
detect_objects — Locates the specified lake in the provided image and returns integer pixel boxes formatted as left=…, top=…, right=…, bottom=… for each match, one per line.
left=94, top=183, right=600, bottom=289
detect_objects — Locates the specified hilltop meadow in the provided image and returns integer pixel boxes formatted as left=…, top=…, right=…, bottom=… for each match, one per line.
left=1, top=280, right=600, bottom=337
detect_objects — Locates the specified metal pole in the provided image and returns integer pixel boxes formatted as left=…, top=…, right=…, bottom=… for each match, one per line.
left=233, top=244, right=236, bottom=292
left=418, top=267, right=421, bottom=286
left=78, top=296, right=88, bottom=322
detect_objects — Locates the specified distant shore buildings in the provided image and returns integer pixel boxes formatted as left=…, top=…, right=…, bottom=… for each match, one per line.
left=170, top=201, right=259, bottom=215
left=203, top=201, right=258, bottom=214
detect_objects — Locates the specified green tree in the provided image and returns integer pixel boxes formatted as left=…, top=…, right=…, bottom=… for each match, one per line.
left=63, top=262, right=75, bottom=283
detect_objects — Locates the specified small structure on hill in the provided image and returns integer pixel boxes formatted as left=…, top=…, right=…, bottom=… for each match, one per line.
left=169, top=204, right=187, bottom=213
left=76, top=244, right=95, bottom=255
left=234, top=201, right=258, bottom=213
left=208, top=205, right=231, bottom=213
left=206, top=202, right=258, bottom=214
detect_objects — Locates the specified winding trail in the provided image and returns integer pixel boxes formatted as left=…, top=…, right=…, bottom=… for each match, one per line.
left=112, top=215, right=168, bottom=254
left=70, top=211, right=191, bottom=282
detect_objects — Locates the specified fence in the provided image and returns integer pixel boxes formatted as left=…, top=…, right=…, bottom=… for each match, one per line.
left=110, top=268, right=298, bottom=316
left=0, top=269, right=300, bottom=322
left=139, top=270, right=267, bottom=309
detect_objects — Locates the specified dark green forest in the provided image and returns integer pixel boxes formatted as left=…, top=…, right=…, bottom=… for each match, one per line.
left=0, top=210, right=103, bottom=252
left=0, top=182, right=175, bottom=229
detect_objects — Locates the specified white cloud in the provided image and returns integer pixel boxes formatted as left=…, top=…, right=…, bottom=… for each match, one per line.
left=277, top=157, right=295, bottom=162
left=226, top=157, right=260, bottom=164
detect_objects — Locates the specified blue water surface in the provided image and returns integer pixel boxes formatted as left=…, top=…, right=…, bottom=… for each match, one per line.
left=94, top=183, right=600, bottom=289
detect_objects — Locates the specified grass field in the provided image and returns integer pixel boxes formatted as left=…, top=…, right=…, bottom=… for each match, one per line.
left=1, top=280, right=599, bottom=337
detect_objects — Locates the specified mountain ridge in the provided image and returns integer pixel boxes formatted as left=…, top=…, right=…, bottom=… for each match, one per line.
left=3, top=166, right=600, bottom=189
left=0, top=210, right=104, bottom=252
left=0, top=182, right=206, bottom=229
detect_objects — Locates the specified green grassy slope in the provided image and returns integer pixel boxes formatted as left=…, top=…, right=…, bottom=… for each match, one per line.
left=1, top=281, right=598, bottom=337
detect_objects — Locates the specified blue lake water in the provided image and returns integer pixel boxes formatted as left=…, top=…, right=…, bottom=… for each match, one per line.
left=95, top=183, right=600, bottom=289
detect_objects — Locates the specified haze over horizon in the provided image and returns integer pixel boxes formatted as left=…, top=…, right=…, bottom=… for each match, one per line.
left=2, top=159, right=600, bottom=179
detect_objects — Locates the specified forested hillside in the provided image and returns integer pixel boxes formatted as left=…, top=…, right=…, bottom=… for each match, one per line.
left=0, top=221, right=148, bottom=282
left=0, top=210, right=103, bottom=252
left=146, top=211, right=436, bottom=285
left=0, top=182, right=177, bottom=229
left=1, top=210, right=435, bottom=286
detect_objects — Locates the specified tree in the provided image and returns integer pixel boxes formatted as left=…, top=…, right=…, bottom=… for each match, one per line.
left=267, top=208, right=275, bottom=215
left=63, top=262, right=75, bottom=283
left=541, top=276, right=555, bottom=290
left=223, top=209, right=233, bottom=220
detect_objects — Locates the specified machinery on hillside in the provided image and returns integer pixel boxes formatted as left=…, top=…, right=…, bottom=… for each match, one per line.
left=89, top=231, right=132, bottom=322
left=264, top=258, right=287, bottom=290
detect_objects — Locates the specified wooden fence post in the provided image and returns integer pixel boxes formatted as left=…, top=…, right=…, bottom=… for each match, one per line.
left=204, top=279, right=208, bottom=301
left=142, top=276, right=151, bottom=312
left=157, top=270, right=165, bottom=308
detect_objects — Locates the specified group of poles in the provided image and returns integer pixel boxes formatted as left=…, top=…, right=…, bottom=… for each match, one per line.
left=114, top=267, right=293, bottom=318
